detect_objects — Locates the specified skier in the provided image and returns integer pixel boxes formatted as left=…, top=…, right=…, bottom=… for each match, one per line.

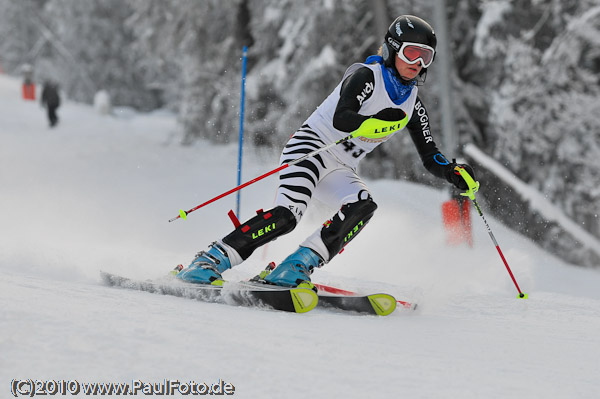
left=41, top=80, right=61, bottom=127
left=177, top=15, right=475, bottom=288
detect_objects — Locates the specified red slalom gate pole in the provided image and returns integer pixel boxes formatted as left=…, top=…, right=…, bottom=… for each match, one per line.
left=455, top=167, right=528, bottom=299
left=168, top=133, right=356, bottom=223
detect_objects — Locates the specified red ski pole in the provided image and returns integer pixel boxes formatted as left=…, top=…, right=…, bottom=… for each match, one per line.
left=169, top=115, right=411, bottom=223
left=455, top=166, right=528, bottom=299
left=168, top=133, right=356, bottom=223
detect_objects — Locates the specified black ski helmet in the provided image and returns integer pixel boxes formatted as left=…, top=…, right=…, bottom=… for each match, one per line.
left=382, top=15, right=437, bottom=73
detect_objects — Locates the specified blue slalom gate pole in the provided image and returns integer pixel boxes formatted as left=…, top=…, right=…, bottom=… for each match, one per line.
left=236, top=46, right=248, bottom=219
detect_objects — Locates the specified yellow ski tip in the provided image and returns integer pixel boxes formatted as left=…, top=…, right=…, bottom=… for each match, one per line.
left=290, top=288, right=319, bottom=313
left=368, top=294, right=397, bottom=316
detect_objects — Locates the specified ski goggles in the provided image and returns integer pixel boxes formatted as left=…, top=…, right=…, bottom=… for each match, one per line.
left=396, top=42, right=435, bottom=68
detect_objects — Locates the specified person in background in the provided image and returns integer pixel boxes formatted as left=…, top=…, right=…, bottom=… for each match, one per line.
left=176, top=15, right=476, bottom=288
left=41, top=80, right=61, bottom=127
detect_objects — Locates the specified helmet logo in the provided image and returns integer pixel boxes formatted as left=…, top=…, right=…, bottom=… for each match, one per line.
left=387, top=36, right=401, bottom=51
left=405, top=17, right=415, bottom=29
left=395, top=23, right=403, bottom=37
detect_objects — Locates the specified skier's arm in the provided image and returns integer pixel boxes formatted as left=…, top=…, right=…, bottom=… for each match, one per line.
left=333, top=67, right=407, bottom=137
left=332, top=67, right=373, bottom=132
left=406, top=97, right=476, bottom=190
left=405, top=97, right=451, bottom=178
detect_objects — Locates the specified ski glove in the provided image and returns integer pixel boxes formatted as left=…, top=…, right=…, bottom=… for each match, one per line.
left=446, top=163, right=476, bottom=191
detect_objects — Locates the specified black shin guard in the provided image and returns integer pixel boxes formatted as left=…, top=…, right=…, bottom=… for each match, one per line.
left=222, top=206, right=297, bottom=260
left=320, top=196, right=378, bottom=260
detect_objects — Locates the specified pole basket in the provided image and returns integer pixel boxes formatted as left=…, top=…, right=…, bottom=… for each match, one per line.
left=442, top=197, right=473, bottom=247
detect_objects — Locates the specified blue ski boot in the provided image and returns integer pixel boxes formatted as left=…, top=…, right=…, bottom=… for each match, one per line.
left=176, top=242, right=231, bottom=285
left=263, top=246, right=323, bottom=288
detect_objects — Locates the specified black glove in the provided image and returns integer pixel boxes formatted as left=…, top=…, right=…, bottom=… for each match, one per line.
left=446, top=163, right=476, bottom=190
left=371, top=107, right=406, bottom=122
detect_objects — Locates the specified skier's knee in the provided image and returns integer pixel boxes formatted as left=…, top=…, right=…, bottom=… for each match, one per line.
left=320, top=191, right=378, bottom=260
left=222, top=206, right=297, bottom=260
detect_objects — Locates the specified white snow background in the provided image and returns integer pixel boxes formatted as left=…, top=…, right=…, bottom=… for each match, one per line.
left=1, top=74, right=599, bottom=398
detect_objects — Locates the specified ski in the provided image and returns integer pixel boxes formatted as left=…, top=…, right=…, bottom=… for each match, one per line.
left=317, top=293, right=398, bottom=316
left=101, top=272, right=406, bottom=316
left=100, top=272, right=317, bottom=313
left=241, top=281, right=399, bottom=316
left=315, top=283, right=417, bottom=314
left=255, top=263, right=413, bottom=315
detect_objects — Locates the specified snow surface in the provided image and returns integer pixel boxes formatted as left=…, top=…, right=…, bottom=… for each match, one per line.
left=2, top=73, right=600, bottom=398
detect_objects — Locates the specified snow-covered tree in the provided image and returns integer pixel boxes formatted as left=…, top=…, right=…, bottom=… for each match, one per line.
left=40, top=0, right=158, bottom=109
left=465, top=0, right=600, bottom=264
left=0, top=0, right=48, bottom=73
left=128, top=0, right=243, bottom=142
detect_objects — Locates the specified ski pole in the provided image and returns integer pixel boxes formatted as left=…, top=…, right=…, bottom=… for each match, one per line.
left=169, top=133, right=356, bottom=222
left=455, top=166, right=528, bottom=299
left=169, top=115, right=410, bottom=222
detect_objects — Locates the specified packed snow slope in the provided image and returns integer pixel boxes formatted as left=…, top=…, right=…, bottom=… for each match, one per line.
left=2, top=74, right=599, bottom=399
